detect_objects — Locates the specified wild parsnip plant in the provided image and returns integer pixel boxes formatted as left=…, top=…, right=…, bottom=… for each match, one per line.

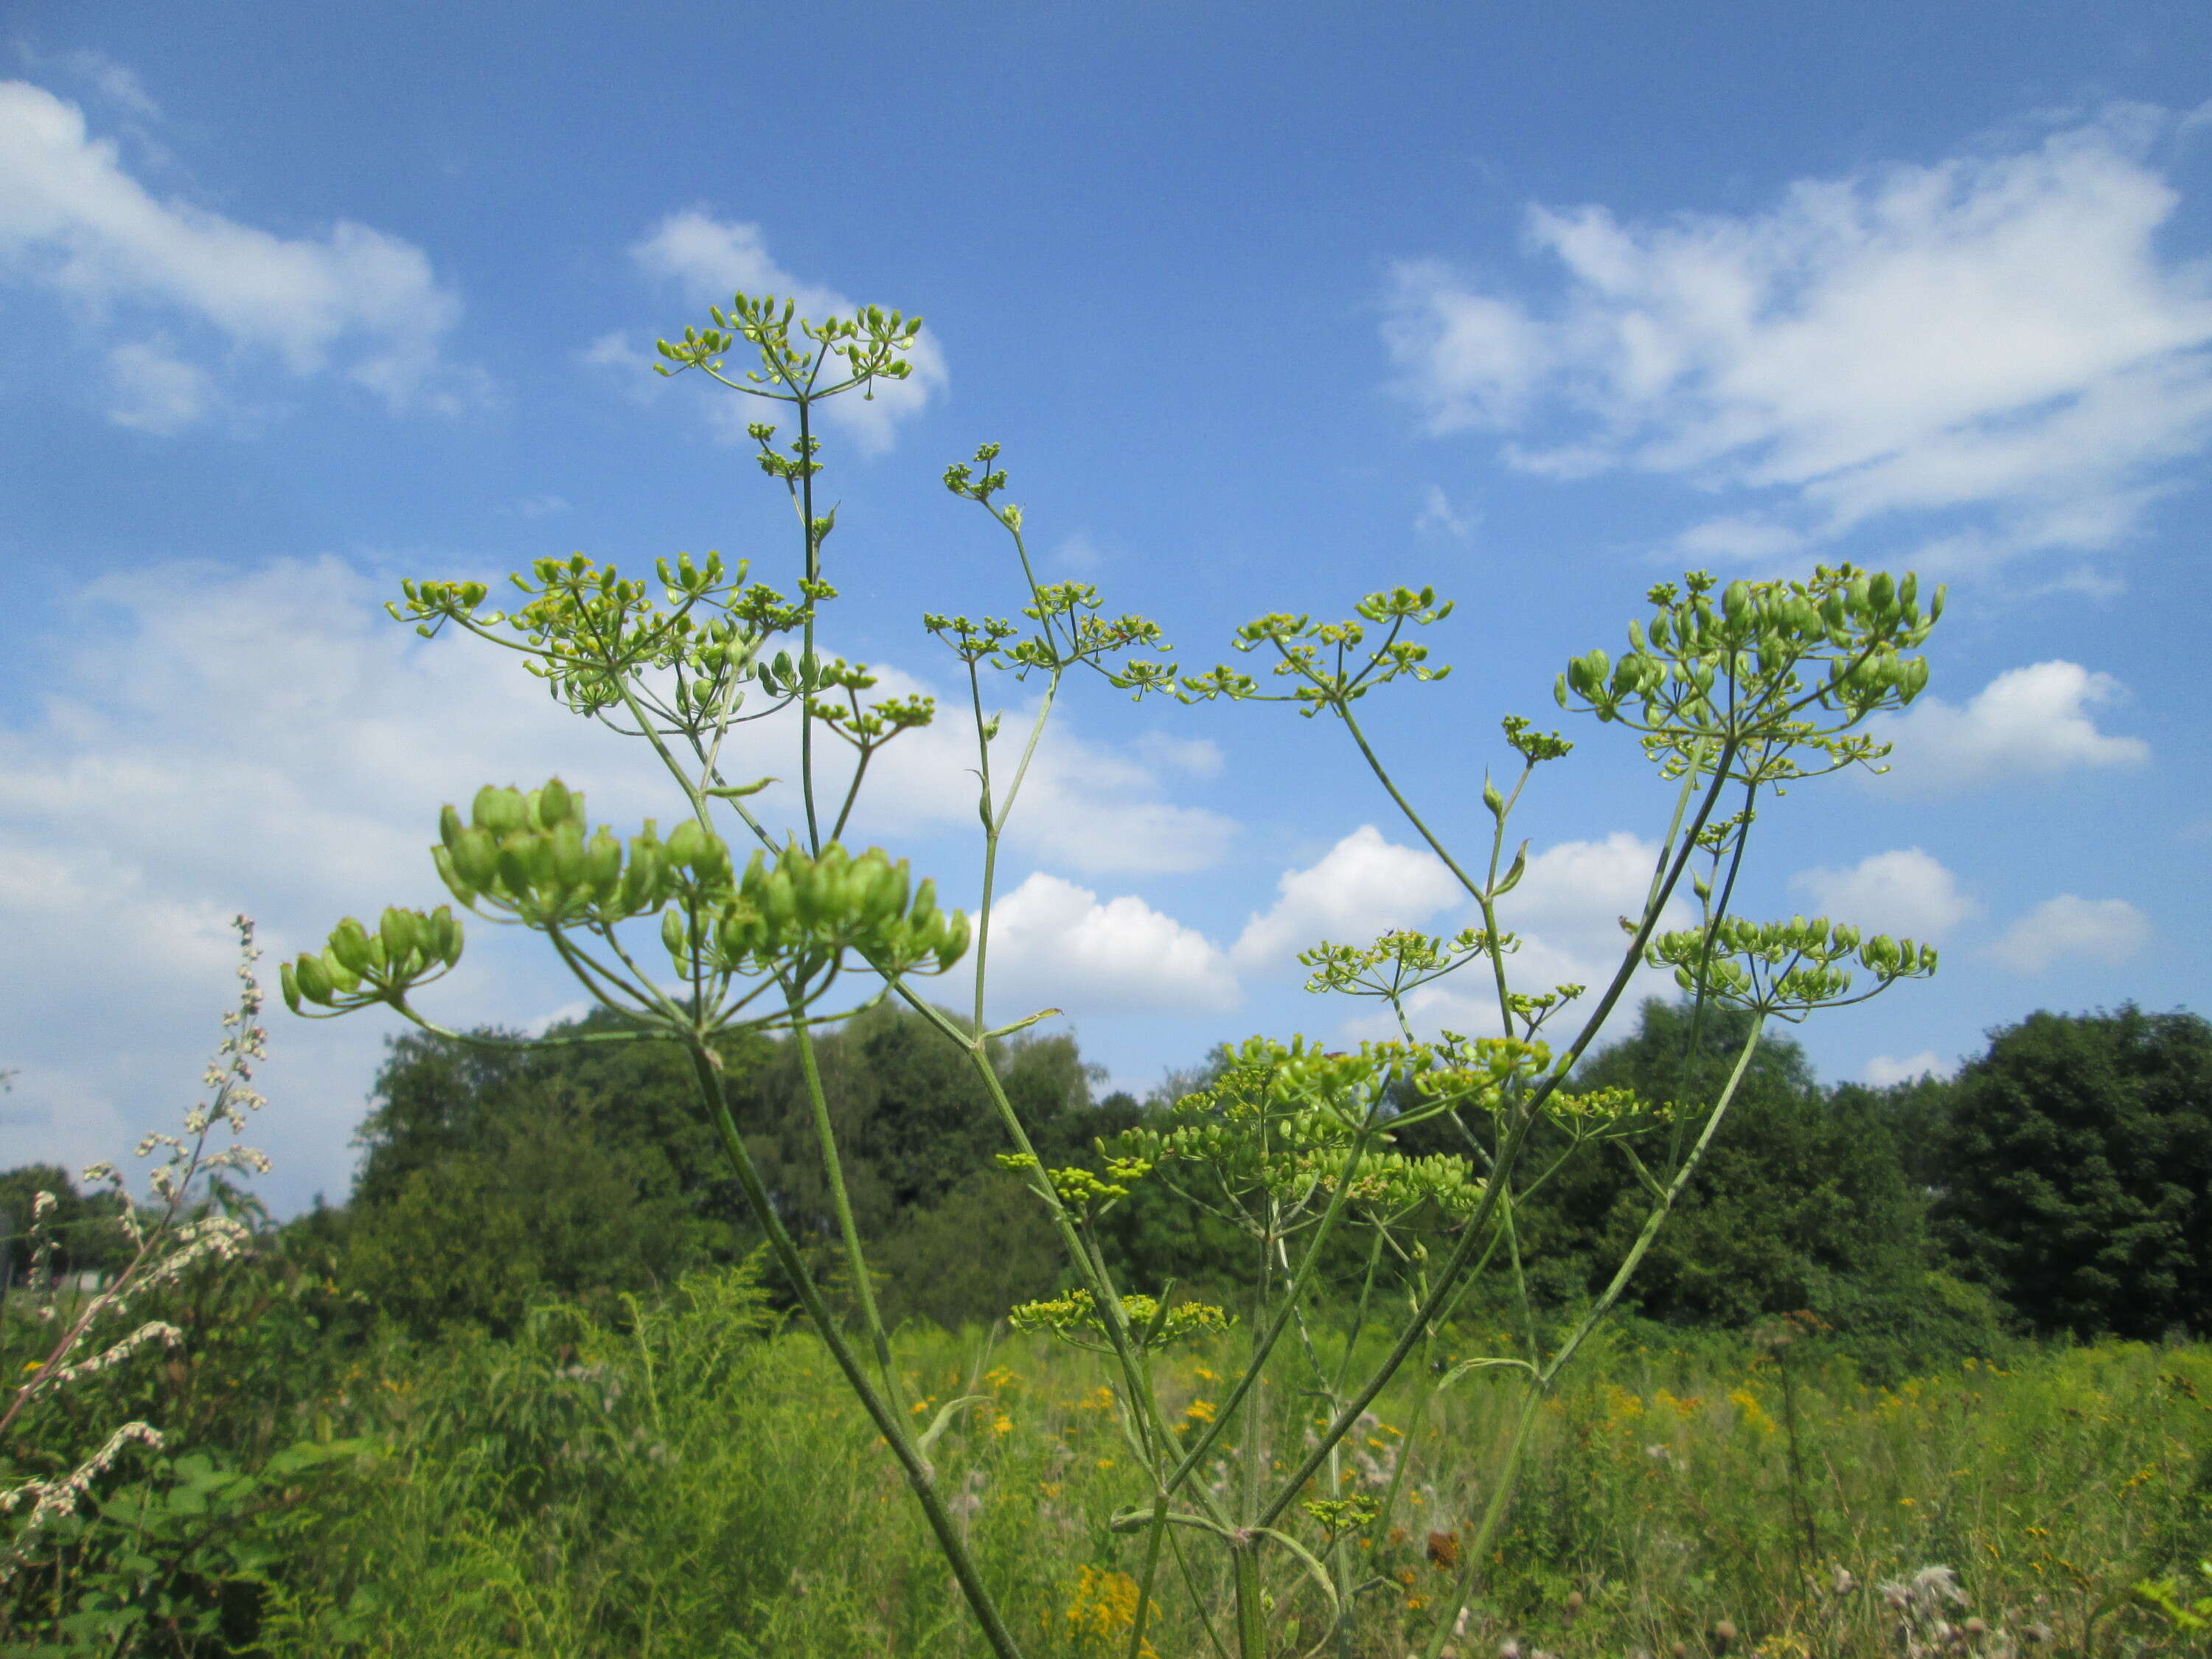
left=1, top=916, right=270, bottom=1579
left=280, top=293, right=1944, bottom=1657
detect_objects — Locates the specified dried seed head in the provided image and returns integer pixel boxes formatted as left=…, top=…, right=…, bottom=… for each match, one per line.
left=1563, top=1590, right=1585, bottom=1621
left=1711, top=1620, right=1738, bottom=1653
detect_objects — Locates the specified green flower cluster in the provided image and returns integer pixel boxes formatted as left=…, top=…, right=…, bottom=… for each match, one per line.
left=1008, top=1289, right=1231, bottom=1352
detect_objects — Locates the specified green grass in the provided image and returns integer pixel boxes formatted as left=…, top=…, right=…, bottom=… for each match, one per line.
left=221, top=1273, right=2212, bottom=1658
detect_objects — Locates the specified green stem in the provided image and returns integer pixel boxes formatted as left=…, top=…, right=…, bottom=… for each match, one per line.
left=1232, top=1542, right=1267, bottom=1659
left=1125, top=1493, right=1169, bottom=1659
left=797, top=394, right=822, bottom=856
left=683, top=1038, right=1023, bottom=1659
left=787, top=987, right=902, bottom=1402
left=1419, top=1014, right=1768, bottom=1655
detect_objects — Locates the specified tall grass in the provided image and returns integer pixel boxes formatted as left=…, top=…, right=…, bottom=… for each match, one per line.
left=241, top=1277, right=2208, bottom=1657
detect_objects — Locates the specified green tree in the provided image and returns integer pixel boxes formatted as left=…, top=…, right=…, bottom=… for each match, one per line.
left=1523, top=999, right=1990, bottom=1367
left=1937, top=1004, right=2212, bottom=1339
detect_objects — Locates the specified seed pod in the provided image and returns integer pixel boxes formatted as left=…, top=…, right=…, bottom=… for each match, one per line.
left=585, top=827, right=622, bottom=900
left=908, top=877, right=939, bottom=933
left=661, top=908, right=689, bottom=961
left=294, top=954, right=336, bottom=1004
left=431, top=846, right=476, bottom=907
left=759, top=869, right=797, bottom=936
left=936, top=911, right=972, bottom=970
left=279, top=961, right=308, bottom=1012
left=667, top=819, right=706, bottom=869
left=379, top=908, right=420, bottom=965
left=538, top=776, right=573, bottom=830
left=318, top=948, right=361, bottom=995
left=328, top=919, right=375, bottom=977
left=439, top=803, right=465, bottom=850
left=548, top=823, right=588, bottom=890
left=429, top=906, right=463, bottom=965
left=474, top=785, right=527, bottom=836
left=450, top=827, right=499, bottom=894
left=495, top=834, right=538, bottom=899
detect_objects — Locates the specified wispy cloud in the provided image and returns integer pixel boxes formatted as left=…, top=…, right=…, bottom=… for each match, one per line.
left=0, top=79, right=479, bottom=425
left=1385, top=107, right=2212, bottom=569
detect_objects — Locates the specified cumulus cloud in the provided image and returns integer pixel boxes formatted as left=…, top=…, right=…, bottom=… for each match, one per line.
left=1864, top=1051, right=1955, bottom=1087
left=0, top=79, right=474, bottom=423
left=1984, top=894, right=2152, bottom=974
left=1385, top=108, right=2212, bottom=566
left=625, top=209, right=947, bottom=454
left=1231, top=826, right=1465, bottom=968
left=0, top=559, right=1239, bottom=1200
left=1790, top=848, right=1976, bottom=942
left=984, top=874, right=1237, bottom=1015
left=1870, top=661, right=2149, bottom=790
left=1248, top=828, right=1687, bottom=1044
left=0, top=557, right=680, bottom=1206
left=814, top=678, right=1236, bottom=877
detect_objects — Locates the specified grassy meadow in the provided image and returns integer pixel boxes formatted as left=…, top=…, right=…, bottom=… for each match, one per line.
left=170, top=1273, right=2211, bottom=1659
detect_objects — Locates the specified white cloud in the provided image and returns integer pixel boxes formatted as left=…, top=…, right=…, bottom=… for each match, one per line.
left=1385, top=108, right=2212, bottom=566
left=105, top=338, right=211, bottom=431
left=984, top=874, right=1237, bottom=1015
left=817, top=681, right=1236, bottom=877
left=1790, top=847, right=1975, bottom=942
left=1864, top=1051, right=1955, bottom=1087
left=0, top=558, right=1248, bottom=1203
left=627, top=209, right=947, bottom=454
left=1871, top=661, right=2149, bottom=790
left=1231, top=826, right=1467, bottom=968
left=1984, top=894, right=2152, bottom=974
left=1253, top=828, right=1687, bottom=1046
left=0, top=557, right=681, bottom=1206
left=0, top=80, right=475, bottom=422
left=1415, top=484, right=1475, bottom=538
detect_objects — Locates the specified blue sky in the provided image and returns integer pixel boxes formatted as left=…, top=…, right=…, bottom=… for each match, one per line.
left=2, top=1, right=2208, bottom=1211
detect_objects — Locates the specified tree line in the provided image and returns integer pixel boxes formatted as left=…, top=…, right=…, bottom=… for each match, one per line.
left=10, top=998, right=2208, bottom=1368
